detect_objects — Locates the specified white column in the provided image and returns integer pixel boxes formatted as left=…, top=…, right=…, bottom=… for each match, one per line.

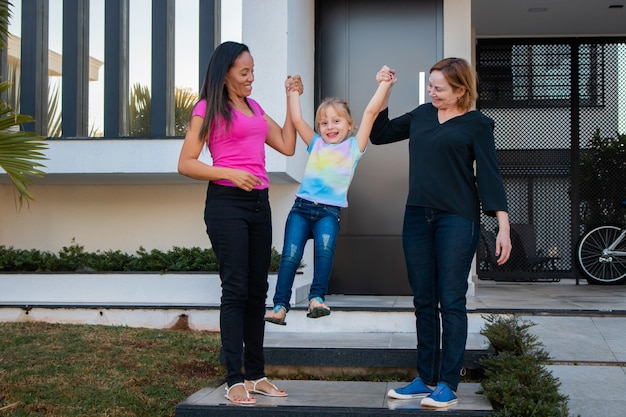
left=444, top=0, right=476, bottom=296
left=241, top=0, right=316, bottom=281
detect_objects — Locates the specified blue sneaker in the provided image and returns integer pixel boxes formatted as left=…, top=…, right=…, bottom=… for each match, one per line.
left=420, top=382, right=458, bottom=408
left=387, top=377, right=433, bottom=399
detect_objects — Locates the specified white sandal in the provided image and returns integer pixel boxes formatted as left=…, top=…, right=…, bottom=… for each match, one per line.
left=245, top=377, right=287, bottom=397
left=224, top=382, right=256, bottom=405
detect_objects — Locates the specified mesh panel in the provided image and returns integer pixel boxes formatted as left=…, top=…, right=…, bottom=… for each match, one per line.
left=475, top=38, right=626, bottom=282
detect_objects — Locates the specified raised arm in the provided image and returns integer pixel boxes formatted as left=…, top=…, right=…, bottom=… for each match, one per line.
left=355, top=65, right=397, bottom=151
left=288, top=76, right=315, bottom=146
left=265, top=76, right=303, bottom=156
left=264, top=76, right=302, bottom=156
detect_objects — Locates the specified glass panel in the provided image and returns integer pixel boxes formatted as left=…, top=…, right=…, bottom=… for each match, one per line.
left=128, top=0, right=152, bottom=137
left=89, top=0, right=105, bottom=137
left=174, top=0, right=199, bottom=136
left=7, top=1, right=21, bottom=113
left=48, top=0, right=63, bottom=137
left=221, top=0, right=242, bottom=42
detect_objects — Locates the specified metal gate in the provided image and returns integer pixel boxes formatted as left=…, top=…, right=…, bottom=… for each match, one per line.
left=475, top=37, right=626, bottom=283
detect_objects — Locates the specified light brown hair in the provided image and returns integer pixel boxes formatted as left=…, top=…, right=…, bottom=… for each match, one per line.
left=430, top=57, right=477, bottom=112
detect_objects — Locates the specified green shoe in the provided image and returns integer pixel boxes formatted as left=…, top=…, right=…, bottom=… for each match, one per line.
left=264, top=305, right=287, bottom=325
left=306, top=297, right=331, bottom=318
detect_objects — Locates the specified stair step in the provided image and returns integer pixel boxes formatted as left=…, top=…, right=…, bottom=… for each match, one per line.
left=262, top=332, right=493, bottom=370
left=176, top=380, right=492, bottom=416
left=260, top=307, right=488, bottom=333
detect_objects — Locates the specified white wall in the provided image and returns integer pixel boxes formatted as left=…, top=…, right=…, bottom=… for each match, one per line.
left=444, top=0, right=472, bottom=61
left=0, top=182, right=300, bottom=254
left=241, top=0, right=316, bottom=274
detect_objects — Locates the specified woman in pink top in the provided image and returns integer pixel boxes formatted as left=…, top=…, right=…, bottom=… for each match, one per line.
left=178, top=41, right=302, bottom=405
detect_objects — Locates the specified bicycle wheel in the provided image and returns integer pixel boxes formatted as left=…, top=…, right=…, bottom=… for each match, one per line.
left=576, top=225, right=626, bottom=285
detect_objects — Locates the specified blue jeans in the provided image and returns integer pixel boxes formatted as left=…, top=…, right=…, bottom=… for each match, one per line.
left=272, top=197, right=341, bottom=310
left=402, top=206, right=479, bottom=391
left=204, top=183, right=272, bottom=387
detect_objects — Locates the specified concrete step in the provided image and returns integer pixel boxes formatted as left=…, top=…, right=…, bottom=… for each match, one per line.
left=262, top=331, right=493, bottom=371
left=260, top=296, right=494, bottom=371
left=175, top=380, right=493, bottom=416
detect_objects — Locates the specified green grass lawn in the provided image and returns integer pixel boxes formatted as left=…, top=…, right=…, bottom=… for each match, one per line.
left=0, top=322, right=224, bottom=417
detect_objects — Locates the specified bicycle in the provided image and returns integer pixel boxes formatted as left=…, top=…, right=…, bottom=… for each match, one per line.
left=575, top=200, right=626, bottom=285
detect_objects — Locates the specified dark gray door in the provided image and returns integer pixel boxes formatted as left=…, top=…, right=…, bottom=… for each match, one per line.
left=317, top=0, right=442, bottom=294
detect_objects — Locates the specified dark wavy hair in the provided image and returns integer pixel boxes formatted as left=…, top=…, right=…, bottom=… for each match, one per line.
left=197, top=41, right=251, bottom=140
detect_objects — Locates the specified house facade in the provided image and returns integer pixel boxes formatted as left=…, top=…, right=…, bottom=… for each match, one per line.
left=1, top=0, right=625, bottom=294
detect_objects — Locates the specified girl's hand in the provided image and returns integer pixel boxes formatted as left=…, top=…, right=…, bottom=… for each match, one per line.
left=376, top=66, right=396, bottom=84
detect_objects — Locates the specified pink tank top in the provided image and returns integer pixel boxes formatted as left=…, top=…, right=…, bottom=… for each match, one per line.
left=192, top=98, right=269, bottom=189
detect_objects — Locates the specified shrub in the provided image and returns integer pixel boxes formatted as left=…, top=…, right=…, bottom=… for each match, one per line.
left=0, top=240, right=293, bottom=273
left=479, top=314, right=569, bottom=417
left=579, top=129, right=626, bottom=231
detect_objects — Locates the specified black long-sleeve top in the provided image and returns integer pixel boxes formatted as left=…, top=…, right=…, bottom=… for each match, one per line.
left=370, top=104, right=508, bottom=224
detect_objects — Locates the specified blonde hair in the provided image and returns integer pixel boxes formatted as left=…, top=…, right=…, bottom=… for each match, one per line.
left=314, top=97, right=355, bottom=137
left=430, top=57, right=477, bottom=112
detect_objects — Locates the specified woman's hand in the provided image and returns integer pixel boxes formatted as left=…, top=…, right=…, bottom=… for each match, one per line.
left=494, top=211, right=512, bottom=265
left=228, top=169, right=262, bottom=191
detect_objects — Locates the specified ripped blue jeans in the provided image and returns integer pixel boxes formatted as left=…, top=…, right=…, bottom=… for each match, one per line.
left=272, top=197, right=341, bottom=310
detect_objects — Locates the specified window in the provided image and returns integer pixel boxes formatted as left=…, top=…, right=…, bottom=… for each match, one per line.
left=10, top=0, right=216, bottom=138
left=477, top=40, right=605, bottom=108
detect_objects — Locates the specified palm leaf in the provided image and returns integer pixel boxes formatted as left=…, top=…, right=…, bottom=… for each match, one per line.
left=47, top=81, right=62, bottom=137
left=174, top=87, right=198, bottom=135
left=0, top=1, right=12, bottom=49
left=129, top=83, right=151, bottom=136
left=0, top=81, right=48, bottom=206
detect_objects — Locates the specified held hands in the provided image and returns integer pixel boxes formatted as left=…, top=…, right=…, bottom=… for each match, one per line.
left=285, top=75, right=303, bottom=95
left=376, top=65, right=397, bottom=85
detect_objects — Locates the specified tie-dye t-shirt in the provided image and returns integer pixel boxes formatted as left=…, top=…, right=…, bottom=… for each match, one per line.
left=295, top=133, right=365, bottom=208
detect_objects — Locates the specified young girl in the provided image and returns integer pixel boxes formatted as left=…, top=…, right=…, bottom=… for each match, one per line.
left=265, top=66, right=396, bottom=325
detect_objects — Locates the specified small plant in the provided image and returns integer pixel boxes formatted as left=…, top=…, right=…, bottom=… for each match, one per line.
left=479, top=313, right=544, bottom=356
left=579, top=129, right=626, bottom=231
left=0, top=239, right=296, bottom=273
left=479, top=314, right=569, bottom=417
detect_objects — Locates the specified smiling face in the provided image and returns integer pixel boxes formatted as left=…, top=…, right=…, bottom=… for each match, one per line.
left=224, top=51, right=254, bottom=100
left=317, top=106, right=353, bottom=144
left=428, top=70, right=465, bottom=111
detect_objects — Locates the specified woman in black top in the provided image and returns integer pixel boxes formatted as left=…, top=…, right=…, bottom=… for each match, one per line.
left=371, top=58, right=511, bottom=408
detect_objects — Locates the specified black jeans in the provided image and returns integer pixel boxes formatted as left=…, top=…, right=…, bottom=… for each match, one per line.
left=204, top=183, right=272, bottom=387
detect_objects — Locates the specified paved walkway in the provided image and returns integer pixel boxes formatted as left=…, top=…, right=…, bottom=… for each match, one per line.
left=293, top=281, right=626, bottom=417
left=320, top=281, right=626, bottom=417
left=470, top=281, right=626, bottom=417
